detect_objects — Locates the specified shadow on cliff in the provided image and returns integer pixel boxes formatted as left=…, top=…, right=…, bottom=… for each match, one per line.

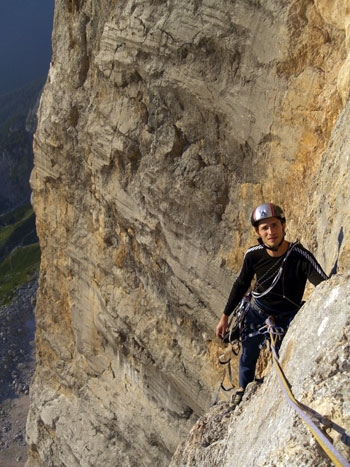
left=329, top=226, right=344, bottom=277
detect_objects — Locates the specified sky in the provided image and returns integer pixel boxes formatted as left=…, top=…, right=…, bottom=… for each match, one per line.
left=0, top=0, right=54, bottom=95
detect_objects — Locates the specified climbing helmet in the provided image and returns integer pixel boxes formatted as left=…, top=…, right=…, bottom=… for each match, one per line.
left=250, top=203, right=286, bottom=227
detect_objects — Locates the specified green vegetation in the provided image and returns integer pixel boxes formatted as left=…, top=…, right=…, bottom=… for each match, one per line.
left=0, top=204, right=40, bottom=306
left=0, top=204, right=38, bottom=259
left=0, top=244, right=40, bottom=306
left=0, top=80, right=44, bottom=304
left=0, top=204, right=33, bottom=226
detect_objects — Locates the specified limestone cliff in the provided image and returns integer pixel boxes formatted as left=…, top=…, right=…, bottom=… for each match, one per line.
left=27, top=0, right=349, bottom=466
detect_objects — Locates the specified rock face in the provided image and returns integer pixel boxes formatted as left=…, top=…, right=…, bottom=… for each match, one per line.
left=170, top=274, right=350, bottom=466
left=27, top=0, right=350, bottom=466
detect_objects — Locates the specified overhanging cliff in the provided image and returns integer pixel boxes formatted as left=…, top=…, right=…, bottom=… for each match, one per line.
left=27, top=0, right=350, bottom=466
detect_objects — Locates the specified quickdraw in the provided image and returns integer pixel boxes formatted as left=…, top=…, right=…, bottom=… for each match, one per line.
left=222, top=295, right=250, bottom=349
left=247, top=321, right=285, bottom=339
left=210, top=351, right=236, bottom=407
left=210, top=298, right=249, bottom=406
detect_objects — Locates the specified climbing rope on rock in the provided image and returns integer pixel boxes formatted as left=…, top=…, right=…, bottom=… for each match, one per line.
left=265, top=317, right=350, bottom=467
left=213, top=315, right=350, bottom=466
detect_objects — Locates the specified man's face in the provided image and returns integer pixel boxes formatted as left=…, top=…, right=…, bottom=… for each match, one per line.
left=256, top=217, right=285, bottom=249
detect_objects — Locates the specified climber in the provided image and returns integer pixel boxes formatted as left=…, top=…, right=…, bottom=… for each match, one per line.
left=216, top=203, right=328, bottom=407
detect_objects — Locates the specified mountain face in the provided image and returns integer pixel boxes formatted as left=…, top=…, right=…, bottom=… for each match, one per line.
left=26, top=0, right=349, bottom=466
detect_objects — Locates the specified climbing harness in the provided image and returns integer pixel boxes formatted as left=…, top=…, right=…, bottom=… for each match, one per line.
left=263, top=317, right=350, bottom=467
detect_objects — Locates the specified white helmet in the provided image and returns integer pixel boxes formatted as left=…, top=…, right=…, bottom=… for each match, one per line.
left=251, top=203, right=286, bottom=227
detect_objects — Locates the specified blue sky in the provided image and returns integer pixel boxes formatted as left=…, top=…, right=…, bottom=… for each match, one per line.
left=0, top=0, right=54, bottom=95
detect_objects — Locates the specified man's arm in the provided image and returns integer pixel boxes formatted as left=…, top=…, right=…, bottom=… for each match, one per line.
left=216, top=250, right=254, bottom=338
left=297, top=246, right=329, bottom=286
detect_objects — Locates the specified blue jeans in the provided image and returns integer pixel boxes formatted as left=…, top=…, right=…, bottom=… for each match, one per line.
left=239, top=306, right=296, bottom=389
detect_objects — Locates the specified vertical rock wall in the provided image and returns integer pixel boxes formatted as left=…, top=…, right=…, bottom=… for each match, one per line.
left=27, top=0, right=349, bottom=466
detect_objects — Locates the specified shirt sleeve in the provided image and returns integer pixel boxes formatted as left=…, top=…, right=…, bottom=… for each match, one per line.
left=223, top=252, right=255, bottom=316
left=296, top=245, right=329, bottom=286
left=306, top=256, right=328, bottom=286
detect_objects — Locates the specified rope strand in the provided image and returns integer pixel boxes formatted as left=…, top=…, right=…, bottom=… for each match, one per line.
left=265, top=318, right=350, bottom=467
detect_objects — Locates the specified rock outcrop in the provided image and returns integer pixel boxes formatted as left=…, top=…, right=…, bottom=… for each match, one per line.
left=27, top=0, right=350, bottom=466
left=170, top=274, right=350, bottom=466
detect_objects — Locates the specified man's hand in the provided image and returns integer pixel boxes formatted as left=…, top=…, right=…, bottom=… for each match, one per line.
left=216, top=314, right=229, bottom=339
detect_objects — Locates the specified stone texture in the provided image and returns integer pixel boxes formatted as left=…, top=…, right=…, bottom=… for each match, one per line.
left=170, top=275, right=350, bottom=466
left=27, top=0, right=350, bottom=466
left=315, top=0, right=350, bottom=103
left=0, top=279, right=37, bottom=467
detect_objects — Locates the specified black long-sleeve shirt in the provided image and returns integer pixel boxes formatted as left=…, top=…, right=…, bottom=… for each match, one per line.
left=223, top=242, right=328, bottom=316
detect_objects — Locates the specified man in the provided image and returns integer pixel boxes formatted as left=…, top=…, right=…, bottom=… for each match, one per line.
left=216, top=203, right=328, bottom=406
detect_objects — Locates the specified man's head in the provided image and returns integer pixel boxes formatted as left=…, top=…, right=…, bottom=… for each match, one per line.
left=251, top=203, right=286, bottom=251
